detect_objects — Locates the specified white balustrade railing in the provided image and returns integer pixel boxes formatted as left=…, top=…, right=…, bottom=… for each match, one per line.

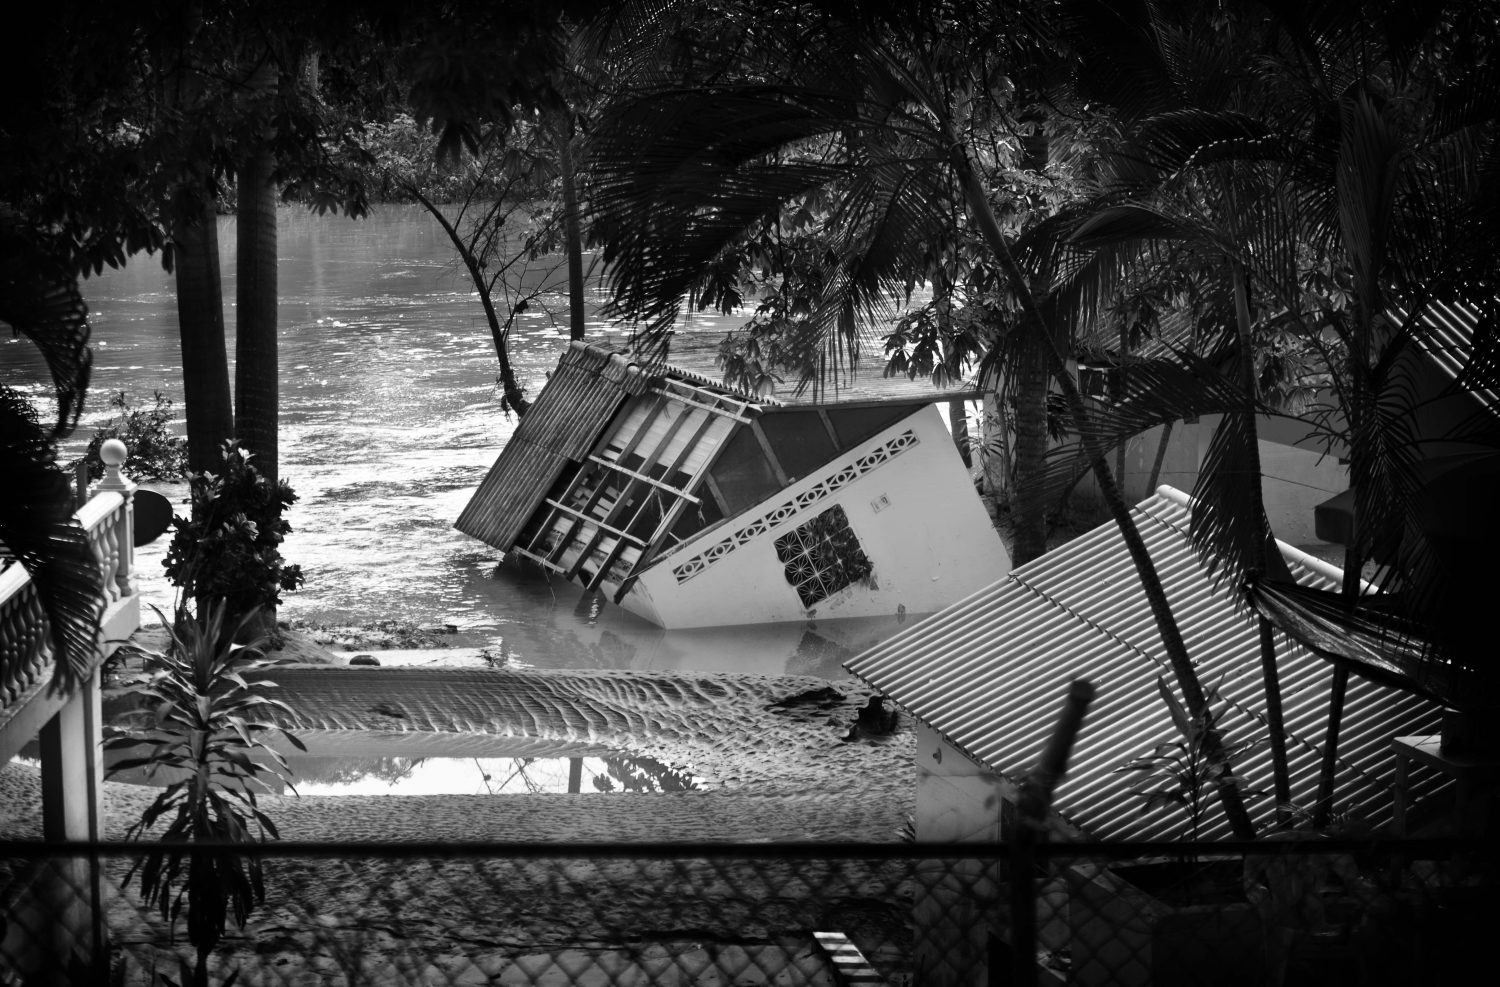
left=0, top=439, right=138, bottom=714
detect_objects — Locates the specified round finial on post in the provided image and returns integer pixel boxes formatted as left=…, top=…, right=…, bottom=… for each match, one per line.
left=97, top=438, right=135, bottom=494
left=101, top=438, right=128, bottom=468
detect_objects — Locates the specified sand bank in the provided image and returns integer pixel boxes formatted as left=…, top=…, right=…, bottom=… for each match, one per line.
left=2, top=664, right=916, bottom=984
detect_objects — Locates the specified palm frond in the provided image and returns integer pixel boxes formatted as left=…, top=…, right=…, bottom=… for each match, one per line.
left=1335, top=89, right=1405, bottom=326
left=1027, top=343, right=1245, bottom=506
left=1188, top=406, right=1290, bottom=591
left=0, top=388, right=104, bottom=694
left=590, top=82, right=852, bottom=335
left=1248, top=578, right=1459, bottom=705
left=0, top=220, right=92, bottom=434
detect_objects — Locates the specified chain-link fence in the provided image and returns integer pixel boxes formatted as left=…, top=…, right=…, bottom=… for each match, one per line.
left=3, top=837, right=1493, bottom=986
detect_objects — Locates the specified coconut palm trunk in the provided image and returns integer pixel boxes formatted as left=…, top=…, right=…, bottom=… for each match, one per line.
left=1231, top=262, right=1292, bottom=820
left=232, top=56, right=281, bottom=639
left=559, top=127, right=588, bottom=343
left=160, top=16, right=233, bottom=479
left=1009, top=331, right=1052, bottom=564
left=173, top=191, right=234, bottom=476
left=953, top=147, right=1257, bottom=838
left=235, top=144, right=278, bottom=489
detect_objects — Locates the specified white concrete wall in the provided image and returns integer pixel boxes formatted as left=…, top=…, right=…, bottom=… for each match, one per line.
left=1071, top=414, right=1349, bottom=547
left=1109, top=421, right=1210, bottom=504
left=912, top=724, right=1009, bottom=987
left=915, top=723, right=1010, bottom=843
left=1256, top=434, right=1348, bottom=546
left=626, top=405, right=1010, bottom=628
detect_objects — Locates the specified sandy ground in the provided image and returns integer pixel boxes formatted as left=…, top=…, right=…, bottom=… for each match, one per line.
left=1, top=634, right=917, bottom=985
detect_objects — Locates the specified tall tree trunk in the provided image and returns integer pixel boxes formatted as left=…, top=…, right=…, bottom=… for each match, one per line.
left=1010, top=333, right=1050, bottom=564
left=233, top=57, right=280, bottom=638
left=160, top=16, right=232, bottom=481
left=1115, top=321, right=1128, bottom=493
left=1010, top=122, right=1054, bottom=565
left=173, top=191, right=233, bottom=476
left=951, top=145, right=1256, bottom=838
left=235, top=141, right=279, bottom=488
left=932, top=267, right=972, bottom=468
left=1233, top=263, right=1292, bottom=822
left=559, top=127, right=587, bottom=342
left=947, top=400, right=972, bottom=468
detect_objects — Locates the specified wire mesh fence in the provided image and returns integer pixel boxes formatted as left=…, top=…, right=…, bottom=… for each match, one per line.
left=2, top=837, right=1494, bottom=986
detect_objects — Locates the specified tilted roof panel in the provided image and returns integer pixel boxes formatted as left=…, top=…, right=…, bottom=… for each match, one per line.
left=454, top=343, right=636, bottom=550
left=845, top=486, right=1441, bottom=840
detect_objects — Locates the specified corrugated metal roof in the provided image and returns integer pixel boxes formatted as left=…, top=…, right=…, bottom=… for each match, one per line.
left=1406, top=299, right=1498, bottom=414
left=455, top=343, right=639, bottom=549
left=598, top=330, right=978, bottom=407
left=845, top=485, right=1441, bottom=841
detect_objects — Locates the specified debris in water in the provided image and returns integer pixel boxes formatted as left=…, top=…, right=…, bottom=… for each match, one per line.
left=765, top=686, right=845, bottom=712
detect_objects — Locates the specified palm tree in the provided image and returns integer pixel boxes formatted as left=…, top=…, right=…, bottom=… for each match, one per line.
left=587, top=1, right=1259, bottom=835
left=172, top=189, right=236, bottom=475
left=1043, top=0, right=1500, bottom=816
left=233, top=52, right=281, bottom=490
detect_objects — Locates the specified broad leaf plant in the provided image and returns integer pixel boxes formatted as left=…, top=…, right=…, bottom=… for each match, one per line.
left=105, top=603, right=304, bottom=987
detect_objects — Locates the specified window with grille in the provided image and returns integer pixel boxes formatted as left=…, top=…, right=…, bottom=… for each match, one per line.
left=773, top=504, right=874, bottom=607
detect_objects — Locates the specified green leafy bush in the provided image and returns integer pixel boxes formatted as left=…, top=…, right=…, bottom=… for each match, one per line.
left=163, top=441, right=304, bottom=623
left=106, top=603, right=304, bottom=987
left=84, top=390, right=187, bottom=481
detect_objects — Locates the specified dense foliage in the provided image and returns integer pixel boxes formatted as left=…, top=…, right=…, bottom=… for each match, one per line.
left=163, top=442, right=303, bottom=623
left=83, top=391, right=188, bottom=481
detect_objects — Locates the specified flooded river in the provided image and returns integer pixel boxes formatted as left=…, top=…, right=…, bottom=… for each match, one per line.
left=11, top=204, right=911, bottom=677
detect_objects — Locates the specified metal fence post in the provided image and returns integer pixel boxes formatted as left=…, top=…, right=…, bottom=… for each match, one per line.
left=1002, top=679, right=1095, bottom=987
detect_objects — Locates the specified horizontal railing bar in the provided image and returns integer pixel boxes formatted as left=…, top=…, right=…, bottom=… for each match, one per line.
left=0, top=836, right=1483, bottom=861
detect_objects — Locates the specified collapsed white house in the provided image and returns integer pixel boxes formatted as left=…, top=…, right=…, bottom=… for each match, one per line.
left=456, top=341, right=1009, bottom=628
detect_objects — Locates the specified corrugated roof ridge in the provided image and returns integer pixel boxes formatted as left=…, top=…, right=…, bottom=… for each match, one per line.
left=577, top=338, right=770, bottom=406
left=994, top=488, right=1272, bottom=747
left=1151, top=485, right=1358, bottom=592
left=1009, top=547, right=1173, bottom=683
left=997, top=488, right=1344, bottom=782
left=648, top=357, right=770, bottom=405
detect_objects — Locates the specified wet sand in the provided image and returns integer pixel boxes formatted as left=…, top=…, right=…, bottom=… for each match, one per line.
left=1, top=662, right=916, bottom=984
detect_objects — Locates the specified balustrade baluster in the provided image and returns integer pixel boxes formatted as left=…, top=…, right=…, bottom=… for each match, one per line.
left=26, top=591, right=48, bottom=690
left=94, top=438, right=136, bottom=599
left=0, top=594, right=18, bottom=705
left=0, top=439, right=138, bottom=720
left=102, top=522, right=121, bottom=605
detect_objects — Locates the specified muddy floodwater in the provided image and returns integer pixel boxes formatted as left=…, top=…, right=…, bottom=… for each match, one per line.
left=11, top=204, right=916, bottom=677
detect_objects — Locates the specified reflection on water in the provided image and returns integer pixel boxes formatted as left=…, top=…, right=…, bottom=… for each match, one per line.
left=20, top=204, right=915, bottom=677
left=69, top=732, right=702, bottom=797
left=286, top=754, right=699, bottom=796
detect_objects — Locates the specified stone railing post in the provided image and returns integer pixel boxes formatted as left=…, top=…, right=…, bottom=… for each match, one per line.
left=93, top=438, right=136, bottom=599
